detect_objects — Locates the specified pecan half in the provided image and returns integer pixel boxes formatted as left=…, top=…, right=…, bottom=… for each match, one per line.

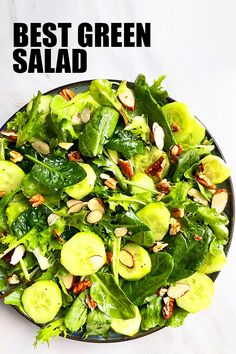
left=169, top=218, right=181, bottom=235
left=68, top=150, right=82, bottom=162
left=118, top=159, right=134, bottom=178
left=171, top=122, right=180, bottom=132
left=0, top=130, right=17, bottom=142
left=169, top=144, right=183, bottom=163
left=145, top=156, right=166, bottom=179
left=156, top=179, right=171, bottom=194
left=162, top=297, right=175, bottom=320
left=195, top=163, right=215, bottom=189
left=29, top=194, right=45, bottom=207
left=9, top=150, right=23, bottom=163
left=106, top=251, right=113, bottom=264
left=86, top=294, right=97, bottom=310
left=73, top=279, right=92, bottom=295
left=152, top=241, right=168, bottom=253
left=7, top=274, right=20, bottom=285
left=60, top=88, right=76, bottom=101
left=172, top=208, right=184, bottom=218
left=0, top=191, right=6, bottom=198
left=104, top=178, right=117, bottom=190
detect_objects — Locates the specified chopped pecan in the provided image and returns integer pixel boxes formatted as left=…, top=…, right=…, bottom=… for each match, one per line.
left=156, top=179, right=171, bottom=194
left=194, top=234, right=203, bottom=241
left=73, top=279, right=92, bottom=295
left=171, top=122, right=180, bottom=132
left=172, top=208, right=184, bottom=218
left=2, top=249, right=14, bottom=263
left=195, top=163, right=215, bottom=189
left=169, top=144, right=183, bottom=163
left=53, top=229, right=64, bottom=243
left=9, top=150, right=23, bottom=163
left=118, top=159, right=134, bottom=178
left=7, top=274, right=20, bottom=285
left=68, top=150, right=82, bottom=162
left=169, top=218, right=181, bottom=235
left=145, top=156, right=166, bottom=179
left=162, top=297, right=175, bottom=320
left=60, top=88, right=76, bottom=101
left=104, top=177, right=117, bottom=190
left=152, top=241, right=168, bottom=253
left=0, top=130, right=17, bottom=142
left=106, top=251, right=113, bottom=264
left=29, top=194, right=45, bottom=207
left=0, top=191, right=6, bottom=198
left=86, top=294, right=97, bottom=310
left=157, top=287, right=168, bottom=297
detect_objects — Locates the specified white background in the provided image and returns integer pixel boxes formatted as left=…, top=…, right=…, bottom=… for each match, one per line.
left=0, top=1, right=236, bottom=353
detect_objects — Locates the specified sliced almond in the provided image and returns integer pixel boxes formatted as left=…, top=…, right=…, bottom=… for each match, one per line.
left=81, top=108, right=91, bottom=123
left=188, top=188, right=208, bottom=206
left=58, top=142, right=74, bottom=150
left=86, top=210, right=103, bottom=224
left=119, top=249, right=134, bottom=268
left=88, top=198, right=105, bottom=214
left=167, top=283, right=191, bottom=299
left=153, top=122, right=164, bottom=150
left=118, top=87, right=136, bottom=111
left=100, top=173, right=111, bottom=180
left=67, top=199, right=82, bottom=208
left=211, top=189, right=228, bottom=214
left=10, top=150, right=23, bottom=163
left=114, top=227, right=128, bottom=237
left=33, top=247, right=49, bottom=270
left=158, top=288, right=168, bottom=297
left=72, top=113, right=82, bottom=125
left=68, top=202, right=87, bottom=214
left=61, top=274, right=74, bottom=290
left=47, top=213, right=60, bottom=226
left=31, top=140, right=50, bottom=155
left=10, top=245, right=25, bottom=265
left=90, top=255, right=105, bottom=269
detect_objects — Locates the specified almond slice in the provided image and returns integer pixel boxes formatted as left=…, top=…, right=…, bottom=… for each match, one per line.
left=7, top=274, right=20, bottom=284
left=81, top=108, right=91, bottom=123
left=67, top=199, right=82, bottom=208
left=114, top=227, right=128, bottom=237
left=100, top=173, right=111, bottom=180
left=118, top=87, right=135, bottom=111
left=10, top=245, right=25, bottom=265
left=90, top=255, right=104, bottom=269
left=88, top=198, right=105, bottom=214
left=31, top=140, right=50, bottom=155
left=58, top=142, right=74, bottom=150
left=153, top=122, right=164, bottom=150
left=119, top=249, right=134, bottom=268
left=167, top=283, right=191, bottom=299
left=47, top=213, right=60, bottom=226
left=68, top=202, right=87, bottom=214
left=86, top=210, right=103, bottom=224
left=188, top=188, right=208, bottom=206
left=61, top=274, right=74, bottom=290
left=211, top=189, right=228, bottom=214
left=72, top=113, right=82, bottom=125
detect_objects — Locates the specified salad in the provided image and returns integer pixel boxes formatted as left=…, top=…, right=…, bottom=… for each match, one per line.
left=0, top=74, right=231, bottom=346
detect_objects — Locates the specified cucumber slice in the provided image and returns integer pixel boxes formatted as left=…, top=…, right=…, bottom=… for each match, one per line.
left=65, top=163, right=96, bottom=200
left=130, top=173, right=156, bottom=195
left=111, top=306, right=141, bottom=336
left=22, top=280, right=62, bottom=324
left=132, top=203, right=170, bottom=246
left=176, top=272, right=214, bottom=313
left=118, top=243, right=151, bottom=281
left=183, top=117, right=205, bottom=146
left=133, top=146, right=170, bottom=180
left=0, top=161, right=25, bottom=194
left=61, top=232, right=106, bottom=276
left=198, top=155, right=231, bottom=184
left=199, top=252, right=227, bottom=274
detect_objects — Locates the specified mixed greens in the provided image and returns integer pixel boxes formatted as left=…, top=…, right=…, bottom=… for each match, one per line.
left=0, top=74, right=231, bottom=346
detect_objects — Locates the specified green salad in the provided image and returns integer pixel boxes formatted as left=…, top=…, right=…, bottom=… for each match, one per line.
left=0, top=74, right=231, bottom=346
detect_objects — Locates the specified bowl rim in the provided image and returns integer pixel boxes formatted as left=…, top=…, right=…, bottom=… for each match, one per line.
left=0, top=78, right=235, bottom=343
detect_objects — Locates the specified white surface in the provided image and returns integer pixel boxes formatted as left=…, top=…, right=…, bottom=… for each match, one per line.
left=0, top=0, right=236, bottom=353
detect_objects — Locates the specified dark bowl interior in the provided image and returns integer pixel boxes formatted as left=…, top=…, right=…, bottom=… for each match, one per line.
left=0, top=79, right=235, bottom=343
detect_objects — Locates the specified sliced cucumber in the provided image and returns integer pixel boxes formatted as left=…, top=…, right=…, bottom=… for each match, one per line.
left=111, top=306, right=141, bottom=336
left=198, top=155, right=231, bottom=184
left=65, top=163, right=96, bottom=200
left=183, top=117, right=205, bottom=146
left=0, top=161, right=25, bottom=194
left=130, top=173, right=156, bottom=195
left=118, top=243, right=151, bottom=281
left=22, top=280, right=62, bottom=324
left=132, top=203, right=170, bottom=246
left=176, top=272, right=214, bottom=313
left=61, top=231, right=106, bottom=276
left=199, top=252, right=227, bottom=274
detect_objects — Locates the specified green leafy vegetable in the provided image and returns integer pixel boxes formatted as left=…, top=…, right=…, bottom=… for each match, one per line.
left=64, top=292, right=87, bottom=332
left=115, top=210, right=150, bottom=234
left=34, top=318, right=67, bottom=347
left=166, top=307, right=189, bottom=327
left=4, top=285, right=26, bottom=312
left=141, top=295, right=165, bottom=330
left=149, top=75, right=168, bottom=106
left=124, top=115, right=150, bottom=141
left=85, top=309, right=111, bottom=338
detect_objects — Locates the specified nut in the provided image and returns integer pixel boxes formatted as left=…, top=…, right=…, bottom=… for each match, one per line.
left=152, top=241, right=168, bottom=253
left=7, top=274, right=20, bottom=285
left=106, top=251, right=113, bottom=264
left=162, top=297, right=175, bottom=320
left=156, top=192, right=165, bottom=201
left=152, top=122, right=165, bottom=150
left=90, top=255, right=104, bottom=268
left=60, top=88, right=76, bottom=101
left=119, top=249, right=134, bottom=268
left=10, top=245, right=25, bottom=265
left=157, top=288, right=168, bottom=297
left=156, top=179, right=171, bottom=194
left=86, top=210, right=103, bottom=224
left=9, top=150, right=23, bottom=163
left=169, top=144, right=183, bottom=163
left=104, top=178, right=117, bottom=190
left=188, top=188, right=208, bottom=206
left=47, top=213, right=60, bottom=226
left=58, top=142, right=74, bottom=150
left=100, top=173, right=111, bottom=180
left=118, top=159, right=134, bottom=178
left=0, top=191, right=6, bottom=198
left=61, top=274, right=74, bottom=290
left=72, top=113, right=82, bottom=125
left=88, top=198, right=105, bottom=214
left=0, top=130, right=17, bottom=142
left=169, top=218, right=181, bottom=235
left=171, top=122, right=180, bottom=132
left=31, top=140, right=50, bottom=155
left=53, top=229, right=64, bottom=243
left=86, top=294, right=97, bottom=310
left=211, top=189, right=228, bottom=214
left=172, top=208, right=184, bottom=218
left=167, top=283, right=191, bottom=299
left=194, top=234, right=203, bottom=241
left=114, top=227, right=128, bottom=237
left=80, top=108, right=91, bottom=123
left=68, top=150, right=82, bottom=162
left=73, top=279, right=92, bottom=295
left=68, top=201, right=87, bottom=214
left=29, top=194, right=45, bottom=207
left=195, top=163, right=216, bottom=189
left=67, top=199, right=82, bottom=208
left=145, top=156, right=166, bottom=179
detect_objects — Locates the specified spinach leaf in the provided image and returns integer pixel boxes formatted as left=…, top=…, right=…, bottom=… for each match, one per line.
left=162, top=181, right=192, bottom=208
left=133, top=74, right=176, bottom=149
left=90, top=273, right=136, bottom=320
left=27, top=155, right=87, bottom=190
left=166, top=221, right=212, bottom=283
left=149, top=75, right=169, bottom=106
left=4, top=285, right=26, bottom=312
left=122, top=253, right=174, bottom=306
left=172, top=150, right=200, bottom=182
left=115, top=210, right=150, bottom=234
left=85, top=309, right=111, bottom=338
left=79, top=107, right=119, bottom=157
left=105, top=127, right=145, bottom=159
left=64, top=292, right=87, bottom=332
left=34, top=318, right=67, bottom=347
left=166, top=307, right=189, bottom=327
left=141, top=295, right=165, bottom=330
